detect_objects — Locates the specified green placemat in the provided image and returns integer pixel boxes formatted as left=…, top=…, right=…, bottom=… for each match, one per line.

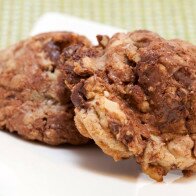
left=0, top=0, right=195, bottom=49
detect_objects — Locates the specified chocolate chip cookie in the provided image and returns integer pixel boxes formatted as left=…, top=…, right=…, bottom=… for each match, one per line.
left=62, top=30, right=196, bottom=181
left=0, top=32, right=90, bottom=145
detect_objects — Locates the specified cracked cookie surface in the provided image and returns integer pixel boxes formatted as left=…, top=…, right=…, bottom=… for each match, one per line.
left=62, top=30, right=196, bottom=181
left=0, top=32, right=90, bottom=145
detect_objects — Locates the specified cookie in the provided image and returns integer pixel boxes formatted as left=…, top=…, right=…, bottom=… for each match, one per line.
left=0, top=32, right=90, bottom=145
left=62, top=30, right=196, bottom=181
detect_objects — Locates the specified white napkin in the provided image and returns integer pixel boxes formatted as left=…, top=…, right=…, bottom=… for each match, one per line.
left=31, top=12, right=125, bottom=44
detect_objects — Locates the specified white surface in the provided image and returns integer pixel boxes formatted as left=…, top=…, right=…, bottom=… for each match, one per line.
left=1, top=13, right=196, bottom=196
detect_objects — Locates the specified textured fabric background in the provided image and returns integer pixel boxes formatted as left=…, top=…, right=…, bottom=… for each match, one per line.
left=0, top=0, right=195, bottom=49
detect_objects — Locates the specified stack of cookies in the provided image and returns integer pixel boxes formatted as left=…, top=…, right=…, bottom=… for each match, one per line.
left=0, top=30, right=195, bottom=181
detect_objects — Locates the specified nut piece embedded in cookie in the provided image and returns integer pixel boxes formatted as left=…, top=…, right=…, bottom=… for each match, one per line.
left=0, top=32, right=91, bottom=145
left=63, top=30, right=196, bottom=181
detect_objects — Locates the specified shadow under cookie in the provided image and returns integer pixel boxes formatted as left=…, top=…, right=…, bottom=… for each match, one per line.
left=68, top=143, right=141, bottom=182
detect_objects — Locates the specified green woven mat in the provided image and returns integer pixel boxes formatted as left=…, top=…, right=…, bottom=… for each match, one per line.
left=0, top=0, right=195, bottom=49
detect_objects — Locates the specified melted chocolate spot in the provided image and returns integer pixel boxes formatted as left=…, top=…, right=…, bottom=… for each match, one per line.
left=71, top=81, right=87, bottom=108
